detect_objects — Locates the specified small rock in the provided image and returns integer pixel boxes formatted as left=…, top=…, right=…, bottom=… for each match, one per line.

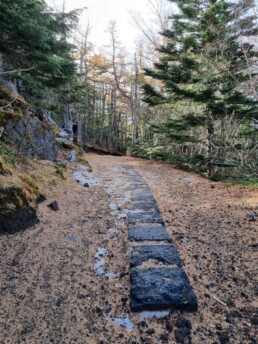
left=84, top=183, right=89, bottom=187
left=160, top=333, right=169, bottom=342
left=145, top=328, right=155, bottom=335
left=165, top=321, right=173, bottom=332
left=47, top=201, right=59, bottom=211
left=175, top=315, right=192, bottom=343
left=96, top=307, right=103, bottom=316
left=138, top=321, right=147, bottom=328
left=177, top=315, right=192, bottom=330
left=175, top=328, right=190, bottom=343
left=119, top=272, right=128, bottom=278
left=121, top=296, right=128, bottom=303
left=219, top=332, right=230, bottom=343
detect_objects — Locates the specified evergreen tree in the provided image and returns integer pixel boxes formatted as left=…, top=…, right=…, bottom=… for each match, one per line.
left=0, top=0, right=80, bottom=88
left=143, top=0, right=258, bottom=166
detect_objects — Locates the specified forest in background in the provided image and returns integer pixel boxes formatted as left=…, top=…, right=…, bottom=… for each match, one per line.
left=0, top=0, right=258, bottom=180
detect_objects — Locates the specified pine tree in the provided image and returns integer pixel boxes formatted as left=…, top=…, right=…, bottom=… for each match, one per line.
left=143, top=0, right=258, bottom=167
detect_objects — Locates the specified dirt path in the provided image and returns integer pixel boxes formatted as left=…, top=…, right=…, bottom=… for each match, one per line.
left=0, top=153, right=257, bottom=344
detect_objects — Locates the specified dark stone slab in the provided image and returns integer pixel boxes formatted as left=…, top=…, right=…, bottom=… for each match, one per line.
left=130, top=267, right=198, bottom=312
left=131, top=195, right=156, bottom=202
left=122, top=164, right=133, bottom=170
left=128, top=201, right=157, bottom=211
left=128, top=187, right=151, bottom=193
left=128, top=225, right=170, bottom=241
left=130, top=184, right=149, bottom=189
left=128, top=211, right=164, bottom=225
left=130, top=192, right=154, bottom=199
left=130, top=245, right=181, bottom=267
left=124, top=171, right=141, bottom=176
left=129, top=184, right=149, bottom=188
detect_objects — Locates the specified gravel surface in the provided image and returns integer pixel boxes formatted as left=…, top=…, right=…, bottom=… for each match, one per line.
left=0, top=153, right=257, bottom=343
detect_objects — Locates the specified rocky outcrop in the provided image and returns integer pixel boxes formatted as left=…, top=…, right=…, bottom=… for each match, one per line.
left=6, top=117, right=57, bottom=161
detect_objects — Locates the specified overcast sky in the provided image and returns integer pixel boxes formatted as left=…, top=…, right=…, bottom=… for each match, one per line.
left=46, top=0, right=158, bottom=50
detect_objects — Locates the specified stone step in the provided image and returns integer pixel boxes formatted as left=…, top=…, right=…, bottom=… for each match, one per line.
left=130, top=267, right=198, bottom=312
left=130, top=244, right=182, bottom=268
left=128, top=225, right=170, bottom=242
left=122, top=163, right=198, bottom=313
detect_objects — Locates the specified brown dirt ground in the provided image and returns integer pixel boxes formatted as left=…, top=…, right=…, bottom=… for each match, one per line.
left=0, top=153, right=257, bottom=344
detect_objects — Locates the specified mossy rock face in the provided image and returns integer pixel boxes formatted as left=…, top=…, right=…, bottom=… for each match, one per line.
left=0, top=179, right=38, bottom=218
left=0, top=180, right=40, bottom=234
left=0, top=86, right=29, bottom=126
left=0, top=157, right=12, bottom=175
left=0, top=167, right=40, bottom=232
left=6, top=117, right=57, bottom=160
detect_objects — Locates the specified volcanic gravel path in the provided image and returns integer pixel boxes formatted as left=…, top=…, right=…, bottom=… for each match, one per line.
left=0, top=153, right=257, bottom=344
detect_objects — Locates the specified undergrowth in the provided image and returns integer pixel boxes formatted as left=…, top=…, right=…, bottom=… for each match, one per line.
left=129, top=142, right=258, bottom=188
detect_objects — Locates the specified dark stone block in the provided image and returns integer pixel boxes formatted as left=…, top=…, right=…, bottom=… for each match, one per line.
left=121, top=164, right=133, bottom=170
left=131, top=195, right=156, bottom=202
left=128, top=211, right=164, bottom=225
left=175, top=327, right=191, bottom=343
left=0, top=207, right=39, bottom=234
left=130, top=186, right=150, bottom=192
left=128, top=225, right=170, bottom=241
left=125, top=173, right=141, bottom=176
left=130, top=267, right=198, bottom=312
left=129, top=201, right=157, bottom=211
left=130, top=245, right=181, bottom=267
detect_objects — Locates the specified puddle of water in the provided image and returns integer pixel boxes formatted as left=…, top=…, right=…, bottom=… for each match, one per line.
left=109, top=315, right=134, bottom=330
left=73, top=164, right=98, bottom=186
left=67, top=234, right=76, bottom=241
left=94, top=247, right=108, bottom=275
left=94, top=248, right=118, bottom=279
left=127, top=208, right=145, bottom=214
left=137, top=310, right=170, bottom=320
left=123, top=196, right=131, bottom=203
left=118, top=213, right=127, bottom=219
left=110, top=211, right=119, bottom=217
left=114, top=220, right=124, bottom=226
left=105, top=271, right=119, bottom=279
left=108, top=227, right=117, bottom=234
left=109, top=203, right=118, bottom=211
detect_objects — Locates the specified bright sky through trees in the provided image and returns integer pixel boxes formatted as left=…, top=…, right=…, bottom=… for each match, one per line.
left=47, top=0, right=155, bottom=49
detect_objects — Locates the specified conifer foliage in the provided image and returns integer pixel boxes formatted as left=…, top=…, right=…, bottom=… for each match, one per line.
left=143, top=0, right=258, bottom=169
left=0, top=0, right=80, bottom=88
